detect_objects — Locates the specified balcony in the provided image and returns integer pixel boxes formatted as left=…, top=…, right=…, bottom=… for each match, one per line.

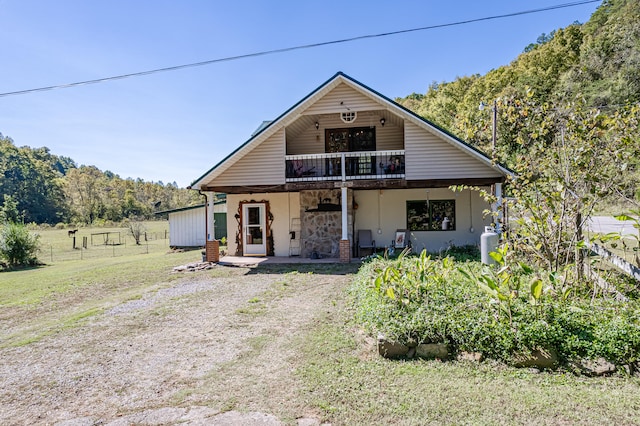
left=285, top=150, right=405, bottom=182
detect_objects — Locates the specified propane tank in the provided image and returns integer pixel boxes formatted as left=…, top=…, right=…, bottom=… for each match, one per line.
left=481, top=226, right=499, bottom=265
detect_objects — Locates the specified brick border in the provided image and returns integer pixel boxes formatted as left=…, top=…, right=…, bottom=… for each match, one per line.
left=205, top=240, right=220, bottom=263
left=339, top=239, right=350, bottom=263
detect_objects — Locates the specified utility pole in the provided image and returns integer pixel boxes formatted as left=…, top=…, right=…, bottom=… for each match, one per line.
left=492, top=99, right=497, bottom=159
left=479, top=100, right=498, bottom=159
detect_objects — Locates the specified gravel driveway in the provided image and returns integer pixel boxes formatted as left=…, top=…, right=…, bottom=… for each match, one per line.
left=0, top=264, right=355, bottom=425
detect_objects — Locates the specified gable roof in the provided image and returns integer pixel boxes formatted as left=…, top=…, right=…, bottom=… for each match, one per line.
left=190, top=72, right=512, bottom=190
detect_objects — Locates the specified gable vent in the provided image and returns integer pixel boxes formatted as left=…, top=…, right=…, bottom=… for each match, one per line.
left=340, top=111, right=357, bottom=123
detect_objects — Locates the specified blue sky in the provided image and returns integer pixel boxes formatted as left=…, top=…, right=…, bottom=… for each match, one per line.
left=0, top=1, right=601, bottom=187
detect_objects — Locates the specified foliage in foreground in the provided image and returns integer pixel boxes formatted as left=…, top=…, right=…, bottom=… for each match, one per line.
left=0, top=222, right=40, bottom=269
left=351, top=250, right=640, bottom=367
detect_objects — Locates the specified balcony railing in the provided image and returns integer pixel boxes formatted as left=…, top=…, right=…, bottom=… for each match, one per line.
left=285, top=150, right=405, bottom=182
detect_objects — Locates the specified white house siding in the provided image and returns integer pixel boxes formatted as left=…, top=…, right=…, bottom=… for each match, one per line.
left=404, top=122, right=502, bottom=180
left=286, top=114, right=404, bottom=155
left=169, top=207, right=206, bottom=247
left=212, top=128, right=285, bottom=186
left=226, top=192, right=300, bottom=257
left=304, top=83, right=381, bottom=115
left=353, top=188, right=492, bottom=253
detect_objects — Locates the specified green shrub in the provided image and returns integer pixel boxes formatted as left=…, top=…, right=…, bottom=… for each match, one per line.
left=350, top=250, right=640, bottom=367
left=0, top=222, right=40, bottom=268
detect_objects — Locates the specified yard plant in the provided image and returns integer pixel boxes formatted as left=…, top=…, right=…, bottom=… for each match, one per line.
left=0, top=222, right=40, bottom=269
left=351, top=249, right=640, bottom=368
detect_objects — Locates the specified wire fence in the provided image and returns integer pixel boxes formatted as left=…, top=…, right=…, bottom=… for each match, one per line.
left=41, top=231, right=172, bottom=263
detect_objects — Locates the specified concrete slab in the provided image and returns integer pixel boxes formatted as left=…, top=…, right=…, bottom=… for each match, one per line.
left=218, top=255, right=343, bottom=267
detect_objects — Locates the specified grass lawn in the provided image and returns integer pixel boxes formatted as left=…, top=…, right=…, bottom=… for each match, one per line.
left=33, top=220, right=171, bottom=263
left=0, top=221, right=204, bottom=347
left=2, top=237, right=640, bottom=424
left=298, top=301, right=640, bottom=425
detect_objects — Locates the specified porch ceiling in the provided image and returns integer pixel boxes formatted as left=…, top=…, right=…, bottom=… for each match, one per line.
left=285, top=109, right=398, bottom=141
left=201, top=176, right=503, bottom=194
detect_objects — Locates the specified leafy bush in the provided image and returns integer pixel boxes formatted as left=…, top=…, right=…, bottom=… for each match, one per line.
left=350, top=250, right=640, bottom=367
left=0, top=222, right=40, bottom=268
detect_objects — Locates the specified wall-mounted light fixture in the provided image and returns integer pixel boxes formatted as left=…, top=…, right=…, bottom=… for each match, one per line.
left=380, top=118, right=386, bottom=127
left=315, top=121, right=319, bottom=130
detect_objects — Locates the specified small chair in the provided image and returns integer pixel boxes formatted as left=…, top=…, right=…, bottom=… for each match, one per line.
left=357, top=229, right=376, bottom=257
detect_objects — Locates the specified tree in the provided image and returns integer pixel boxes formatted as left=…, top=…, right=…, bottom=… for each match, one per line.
left=65, top=166, right=106, bottom=224
left=0, top=195, right=22, bottom=224
left=0, top=222, right=40, bottom=268
left=503, top=98, right=639, bottom=278
left=0, top=135, right=68, bottom=224
left=124, top=217, right=146, bottom=245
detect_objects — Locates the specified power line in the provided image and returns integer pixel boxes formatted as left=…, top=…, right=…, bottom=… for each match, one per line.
left=0, top=0, right=601, bottom=98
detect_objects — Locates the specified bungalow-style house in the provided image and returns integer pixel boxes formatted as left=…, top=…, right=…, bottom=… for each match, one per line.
left=190, top=72, right=510, bottom=262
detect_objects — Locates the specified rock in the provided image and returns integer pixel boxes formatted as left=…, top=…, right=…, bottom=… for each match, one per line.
left=456, top=351, right=484, bottom=363
left=512, top=348, right=558, bottom=369
left=172, top=261, right=216, bottom=272
left=377, top=335, right=409, bottom=358
left=407, top=347, right=416, bottom=359
left=416, top=343, right=449, bottom=360
left=579, top=358, right=616, bottom=376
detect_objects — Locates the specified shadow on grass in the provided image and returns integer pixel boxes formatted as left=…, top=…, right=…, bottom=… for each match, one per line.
left=0, top=263, right=47, bottom=273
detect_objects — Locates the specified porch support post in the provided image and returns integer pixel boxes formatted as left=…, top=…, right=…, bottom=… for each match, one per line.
left=341, top=186, right=348, bottom=240
left=205, top=192, right=219, bottom=263
left=494, top=183, right=503, bottom=235
left=340, top=185, right=350, bottom=263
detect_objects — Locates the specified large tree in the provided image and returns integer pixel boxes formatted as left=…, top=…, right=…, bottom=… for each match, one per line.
left=0, top=135, right=68, bottom=224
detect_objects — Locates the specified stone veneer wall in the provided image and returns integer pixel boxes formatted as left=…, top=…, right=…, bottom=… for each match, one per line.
left=300, top=189, right=352, bottom=258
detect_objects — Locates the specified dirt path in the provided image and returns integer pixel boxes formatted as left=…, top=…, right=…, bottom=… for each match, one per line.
left=0, top=264, right=356, bottom=425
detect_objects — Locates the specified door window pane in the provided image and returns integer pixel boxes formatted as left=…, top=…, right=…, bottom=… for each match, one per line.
left=247, top=207, right=261, bottom=225
left=246, top=226, right=263, bottom=244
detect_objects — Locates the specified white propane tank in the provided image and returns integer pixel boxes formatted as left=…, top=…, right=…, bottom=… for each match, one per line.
left=481, top=226, right=499, bottom=265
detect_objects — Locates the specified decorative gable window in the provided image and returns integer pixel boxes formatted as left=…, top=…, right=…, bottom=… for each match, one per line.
left=340, top=111, right=357, bottom=123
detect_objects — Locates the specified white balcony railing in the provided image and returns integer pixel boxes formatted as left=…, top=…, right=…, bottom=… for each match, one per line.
left=285, top=150, right=405, bottom=182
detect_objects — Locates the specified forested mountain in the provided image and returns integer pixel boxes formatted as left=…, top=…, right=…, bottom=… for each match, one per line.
left=0, top=134, right=200, bottom=224
left=397, top=0, right=640, bottom=159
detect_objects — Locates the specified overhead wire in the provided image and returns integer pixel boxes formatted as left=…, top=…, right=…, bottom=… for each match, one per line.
left=0, top=0, right=601, bottom=98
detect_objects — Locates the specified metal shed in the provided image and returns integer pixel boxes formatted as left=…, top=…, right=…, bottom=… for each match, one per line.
left=157, top=201, right=227, bottom=248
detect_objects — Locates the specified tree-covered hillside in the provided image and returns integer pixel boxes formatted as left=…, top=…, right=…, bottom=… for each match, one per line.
left=0, top=134, right=200, bottom=225
left=397, top=0, right=640, bottom=157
